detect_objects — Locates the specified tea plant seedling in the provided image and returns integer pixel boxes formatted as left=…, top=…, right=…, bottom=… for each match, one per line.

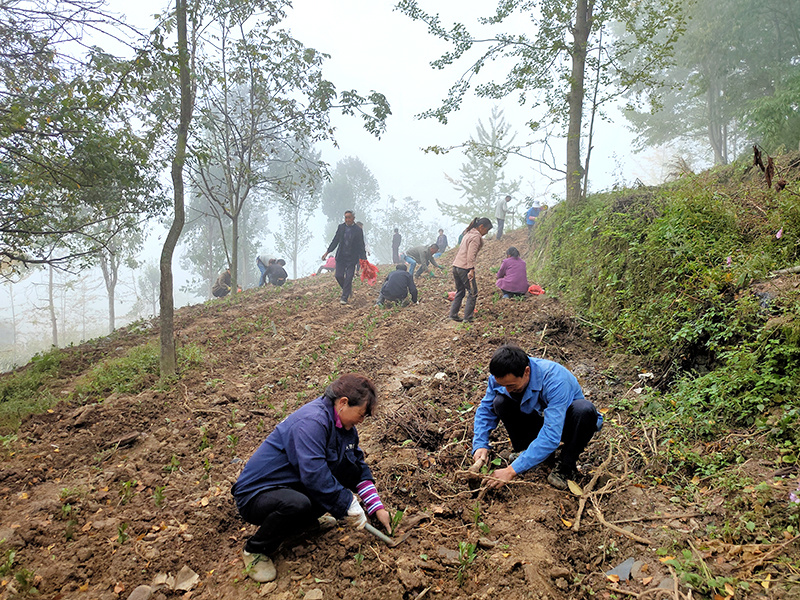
left=153, top=485, right=166, bottom=507
left=163, top=454, right=180, bottom=474
left=456, top=541, right=478, bottom=586
left=119, top=480, right=137, bottom=505
left=390, top=509, right=404, bottom=536
left=117, top=523, right=129, bottom=544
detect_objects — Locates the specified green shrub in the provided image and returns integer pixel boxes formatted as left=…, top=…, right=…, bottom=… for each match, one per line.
left=0, top=349, right=63, bottom=432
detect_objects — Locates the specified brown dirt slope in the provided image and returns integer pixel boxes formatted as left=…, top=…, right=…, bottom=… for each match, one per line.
left=0, top=227, right=796, bottom=600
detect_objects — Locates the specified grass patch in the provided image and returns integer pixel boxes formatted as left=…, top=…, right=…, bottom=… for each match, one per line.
left=0, top=349, right=63, bottom=433
left=73, top=342, right=205, bottom=401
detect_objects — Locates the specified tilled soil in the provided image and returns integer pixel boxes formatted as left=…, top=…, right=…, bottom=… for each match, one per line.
left=0, top=228, right=795, bottom=600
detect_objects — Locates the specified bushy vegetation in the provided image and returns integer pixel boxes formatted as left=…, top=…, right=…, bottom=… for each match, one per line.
left=73, top=342, right=205, bottom=400
left=531, top=155, right=800, bottom=475
left=0, top=349, right=63, bottom=432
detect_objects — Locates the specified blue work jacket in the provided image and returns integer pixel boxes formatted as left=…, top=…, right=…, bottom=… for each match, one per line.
left=232, top=397, right=372, bottom=518
left=472, top=357, right=603, bottom=474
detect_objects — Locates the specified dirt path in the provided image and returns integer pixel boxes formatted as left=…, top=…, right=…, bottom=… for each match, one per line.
left=1, top=227, right=780, bottom=600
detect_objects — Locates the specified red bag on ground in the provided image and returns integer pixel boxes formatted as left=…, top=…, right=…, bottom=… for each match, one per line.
left=528, top=284, right=545, bottom=295
left=359, top=259, right=378, bottom=285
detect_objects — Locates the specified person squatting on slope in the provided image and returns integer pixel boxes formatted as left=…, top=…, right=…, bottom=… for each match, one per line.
left=471, top=345, right=603, bottom=490
left=322, top=210, right=367, bottom=305
left=212, top=268, right=232, bottom=298
left=232, top=374, right=391, bottom=583
left=266, top=259, right=288, bottom=286
left=449, top=217, right=492, bottom=323
left=403, top=243, right=444, bottom=279
left=376, top=264, right=418, bottom=307
left=495, top=247, right=529, bottom=298
left=257, top=255, right=275, bottom=287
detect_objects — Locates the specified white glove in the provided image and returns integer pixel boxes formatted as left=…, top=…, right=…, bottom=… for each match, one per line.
left=345, top=494, right=367, bottom=529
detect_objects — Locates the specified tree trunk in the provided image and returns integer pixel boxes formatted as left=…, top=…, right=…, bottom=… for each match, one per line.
left=99, top=252, right=118, bottom=334
left=48, top=265, right=58, bottom=347
left=566, top=0, right=592, bottom=207
left=231, top=216, right=239, bottom=293
left=160, top=0, right=192, bottom=377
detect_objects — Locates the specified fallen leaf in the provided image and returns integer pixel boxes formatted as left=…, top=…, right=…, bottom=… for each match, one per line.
left=724, top=582, right=735, bottom=596
left=200, top=497, right=209, bottom=507
left=79, top=582, right=89, bottom=592
left=606, top=574, right=620, bottom=583
left=567, top=480, right=583, bottom=496
left=642, top=577, right=653, bottom=585
left=658, top=556, right=675, bottom=563
left=18, top=492, right=28, bottom=500
left=762, top=573, right=771, bottom=590
left=561, top=517, right=573, bottom=527
left=114, top=582, right=125, bottom=594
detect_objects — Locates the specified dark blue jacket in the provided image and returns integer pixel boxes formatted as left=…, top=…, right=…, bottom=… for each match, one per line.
left=326, top=223, right=367, bottom=266
left=232, top=397, right=373, bottom=518
left=380, top=269, right=418, bottom=303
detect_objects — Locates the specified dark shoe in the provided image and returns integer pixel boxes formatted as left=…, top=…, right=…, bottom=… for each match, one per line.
left=547, top=464, right=579, bottom=491
left=449, top=316, right=462, bottom=322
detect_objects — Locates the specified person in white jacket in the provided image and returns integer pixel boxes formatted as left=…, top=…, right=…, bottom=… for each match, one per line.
left=494, top=195, right=511, bottom=240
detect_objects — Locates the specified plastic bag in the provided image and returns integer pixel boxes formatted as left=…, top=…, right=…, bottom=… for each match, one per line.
left=359, top=259, right=378, bottom=285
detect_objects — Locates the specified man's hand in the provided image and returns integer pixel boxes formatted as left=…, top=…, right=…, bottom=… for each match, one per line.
left=467, top=269, right=475, bottom=280
left=472, top=448, right=489, bottom=470
left=374, top=508, right=391, bottom=533
left=485, top=465, right=516, bottom=490
left=321, top=252, right=328, bottom=261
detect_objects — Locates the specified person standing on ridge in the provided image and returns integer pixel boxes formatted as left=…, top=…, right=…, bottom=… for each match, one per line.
left=322, top=210, right=367, bottom=305
left=391, top=228, right=402, bottom=264
left=495, top=195, right=511, bottom=241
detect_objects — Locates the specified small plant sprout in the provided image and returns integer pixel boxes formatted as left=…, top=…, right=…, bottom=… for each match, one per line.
left=456, top=541, right=478, bottom=586
left=163, top=454, right=180, bottom=474
left=119, top=480, right=137, bottom=505
left=390, top=508, right=405, bottom=536
left=199, top=426, right=211, bottom=451
left=117, top=523, right=129, bottom=544
left=153, top=485, right=166, bottom=507
left=226, top=433, right=239, bottom=453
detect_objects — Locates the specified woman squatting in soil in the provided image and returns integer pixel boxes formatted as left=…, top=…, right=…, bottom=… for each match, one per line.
left=231, top=374, right=392, bottom=582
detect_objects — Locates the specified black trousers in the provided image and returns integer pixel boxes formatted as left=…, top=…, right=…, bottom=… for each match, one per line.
left=493, top=395, right=599, bottom=470
left=334, top=260, right=357, bottom=302
left=238, top=487, right=323, bottom=555
left=450, top=266, right=478, bottom=320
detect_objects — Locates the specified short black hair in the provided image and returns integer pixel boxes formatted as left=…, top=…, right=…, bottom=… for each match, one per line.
left=506, top=247, right=520, bottom=258
left=489, top=345, right=529, bottom=378
left=429, top=243, right=439, bottom=251
left=276, top=259, right=286, bottom=266
left=395, top=263, right=407, bottom=271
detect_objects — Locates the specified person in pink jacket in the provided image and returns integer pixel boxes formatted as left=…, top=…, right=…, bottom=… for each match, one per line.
left=449, top=217, right=493, bottom=322
left=495, top=247, right=529, bottom=298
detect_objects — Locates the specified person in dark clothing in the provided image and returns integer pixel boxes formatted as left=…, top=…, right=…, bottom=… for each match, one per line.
left=266, top=259, right=288, bottom=286
left=257, top=255, right=275, bottom=287
left=232, top=374, right=391, bottom=582
left=404, top=243, right=444, bottom=279
left=391, top=228, right=402, bottom=263
left=376, top=264, right=418, bottom=306
left=434, top=229, right=448, bottom=257
left=322, top=210, right=367, bottom=305
left=212, top=268, right=231, bottom=298
left=471, top=345, right=602, bottom=491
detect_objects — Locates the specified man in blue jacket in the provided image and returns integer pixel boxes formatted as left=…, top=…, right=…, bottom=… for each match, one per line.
left=376, top=264, right=418, bottom=306
left=322, top=210, right=367, bottom=305
left=471, top=345, right=602, bottom=490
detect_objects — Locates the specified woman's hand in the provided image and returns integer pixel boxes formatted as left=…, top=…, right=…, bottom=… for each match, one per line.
left=374, top=508, right=391, bottom=533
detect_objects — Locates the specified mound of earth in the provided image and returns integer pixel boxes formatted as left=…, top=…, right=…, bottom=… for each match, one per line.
left=0, top=227, right=796, bottom=600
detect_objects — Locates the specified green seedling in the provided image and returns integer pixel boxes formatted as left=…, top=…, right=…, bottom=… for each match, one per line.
left=456, top=541, right=478, bottom=586
left=226, top=433, right=239, bottom=453
left=163, top=454, right=180, bottom=474
left=119, top=480, right=137, bottom=505
left=0, top=548, right=16, bottom=576
left=153, top=485, right=166, bottom=507
left=199, top=426, right=211, bottom=451
left=390, top=509, right=405, bottom=536
left=117, top=523, right=129, bottom=544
